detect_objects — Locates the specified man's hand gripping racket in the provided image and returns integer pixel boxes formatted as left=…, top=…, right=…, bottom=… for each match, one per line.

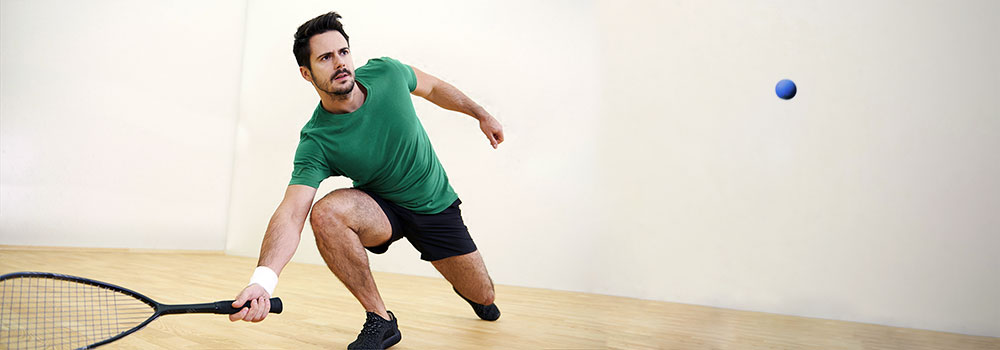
left=230, top=283, right=275, bottom=322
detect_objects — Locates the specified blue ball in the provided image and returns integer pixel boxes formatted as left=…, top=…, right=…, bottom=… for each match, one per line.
left=775, top=79, right=797, bottom=100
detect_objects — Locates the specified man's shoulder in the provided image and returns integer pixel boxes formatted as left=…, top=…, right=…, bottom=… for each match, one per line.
left=360, top=56, right=400, bottom=68
left=298, top=105, right=322, bottom=133
left=358, top=57, right=415, bottom=92
left=358, top=57, right=408, bottom=76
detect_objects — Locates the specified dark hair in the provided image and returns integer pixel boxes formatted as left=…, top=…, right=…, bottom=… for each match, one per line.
left=293, top=12, right=349, bottom=70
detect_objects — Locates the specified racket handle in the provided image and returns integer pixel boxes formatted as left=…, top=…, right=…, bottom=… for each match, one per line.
left=217, top=297, right=283, bottom=314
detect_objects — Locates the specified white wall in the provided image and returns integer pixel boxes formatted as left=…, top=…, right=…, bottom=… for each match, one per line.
left=0, top=0, right=247, bottom=249
left=592, top=0, right=1000, bottom=337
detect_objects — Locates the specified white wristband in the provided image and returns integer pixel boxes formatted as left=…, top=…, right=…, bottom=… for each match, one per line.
left=248, top=266, right=278, bottom=296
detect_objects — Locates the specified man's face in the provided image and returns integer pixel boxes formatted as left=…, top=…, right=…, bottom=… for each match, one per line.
left=302, top=31, right=355, bottom=96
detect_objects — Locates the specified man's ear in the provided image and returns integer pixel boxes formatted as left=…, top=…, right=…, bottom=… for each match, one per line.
left=299, top=66, right=313, bottom=82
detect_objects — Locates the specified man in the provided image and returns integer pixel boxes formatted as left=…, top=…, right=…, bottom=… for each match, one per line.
left=228, top=12, right=504, bottom=350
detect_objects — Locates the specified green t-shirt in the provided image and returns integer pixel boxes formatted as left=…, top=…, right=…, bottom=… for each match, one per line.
left=289, top=57, right=458, bottom=214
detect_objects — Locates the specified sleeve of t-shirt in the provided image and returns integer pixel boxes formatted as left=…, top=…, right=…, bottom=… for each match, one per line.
left=289, top=137, right=333, bottom=188
left=380, top=56, right=418, bottom=92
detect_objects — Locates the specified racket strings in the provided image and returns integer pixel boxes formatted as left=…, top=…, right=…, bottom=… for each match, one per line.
left=1, top=276, right=154, bottom=349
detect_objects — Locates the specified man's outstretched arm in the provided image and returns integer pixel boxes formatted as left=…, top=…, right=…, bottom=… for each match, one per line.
left=229, top=184, right=317, bottom=323
left=411, top=66, right=504, bottom=149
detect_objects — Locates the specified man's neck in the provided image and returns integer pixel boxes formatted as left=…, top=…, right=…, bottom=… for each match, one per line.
left=319, top=83, right=367, bottom=114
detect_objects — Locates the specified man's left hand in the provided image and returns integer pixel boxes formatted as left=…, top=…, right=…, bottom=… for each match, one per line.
left=479, top=115, right=504, bottom=149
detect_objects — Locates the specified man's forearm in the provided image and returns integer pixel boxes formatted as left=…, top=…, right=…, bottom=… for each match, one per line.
left=411, top=66, right=503, bottom=148
left=256, top=211, right=306, bottom=275
left=426, top=82, right=489, bottom=120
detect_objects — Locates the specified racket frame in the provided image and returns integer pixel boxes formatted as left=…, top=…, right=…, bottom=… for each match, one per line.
left=0, top=271, right=282, bottom=349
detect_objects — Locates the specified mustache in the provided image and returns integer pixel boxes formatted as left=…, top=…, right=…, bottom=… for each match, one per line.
left=331, top=69, right=351, bottom=81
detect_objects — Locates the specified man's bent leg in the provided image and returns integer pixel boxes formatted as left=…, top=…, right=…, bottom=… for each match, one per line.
left=431, top=250, right=495, bottom=304
left=311, top=188, right=394, bottom=321
left=432, top=250, right=500, bottom=320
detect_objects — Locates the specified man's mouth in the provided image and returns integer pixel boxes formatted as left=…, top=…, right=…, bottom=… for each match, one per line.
left=333, top=71, right=350, bottom=81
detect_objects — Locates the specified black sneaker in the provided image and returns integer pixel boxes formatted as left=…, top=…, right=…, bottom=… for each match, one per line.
left=347, top=311, right=401, bottom=350
left=453, top=287, right=500, bottom=321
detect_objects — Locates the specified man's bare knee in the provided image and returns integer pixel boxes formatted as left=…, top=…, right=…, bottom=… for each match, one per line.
left=310, top=188, right=391, bottom=248
left=310, top=191, right=355, bottom=236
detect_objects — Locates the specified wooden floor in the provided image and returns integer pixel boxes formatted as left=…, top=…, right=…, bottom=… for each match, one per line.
left=0, top=247, right=996, bottom=350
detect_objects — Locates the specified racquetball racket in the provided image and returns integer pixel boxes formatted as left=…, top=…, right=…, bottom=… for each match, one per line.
left=0, top=271, right=282, bottom=349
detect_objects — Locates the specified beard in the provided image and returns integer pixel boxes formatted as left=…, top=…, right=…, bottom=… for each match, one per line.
left=317, top=70, right=355, bottom=98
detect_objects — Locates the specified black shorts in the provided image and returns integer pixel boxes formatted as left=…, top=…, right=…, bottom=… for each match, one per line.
left=359, top=189, right=478, bottom=262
